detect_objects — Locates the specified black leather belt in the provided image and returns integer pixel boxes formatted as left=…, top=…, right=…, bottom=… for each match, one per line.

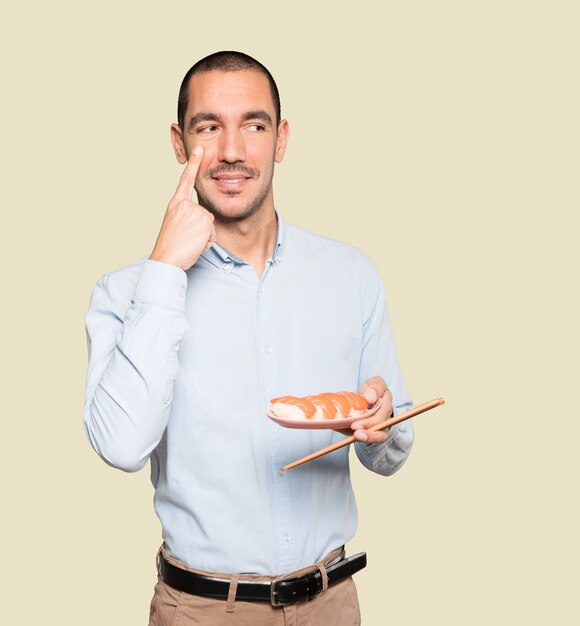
left=159, top=551, right=367, bottom=606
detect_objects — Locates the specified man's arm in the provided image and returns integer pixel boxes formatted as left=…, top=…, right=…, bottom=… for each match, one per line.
left=83, top=146, right=214, bottom=472
left=350, top=254, right=414, bottom=476
left=83, top=261, right=189, bottom=472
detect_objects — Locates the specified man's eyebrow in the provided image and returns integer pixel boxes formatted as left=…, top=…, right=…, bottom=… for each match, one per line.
left=241, top=110, right=273, bottom=125
left=188, top=112, right=223, bottom=130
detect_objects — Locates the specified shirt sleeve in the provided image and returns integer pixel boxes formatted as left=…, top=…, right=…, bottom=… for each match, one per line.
left=353, top=253, right=414, bottom=476
left=82, top=260, right=189, bottom=472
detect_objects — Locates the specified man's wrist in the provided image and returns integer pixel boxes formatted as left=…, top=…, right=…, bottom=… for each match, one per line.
left=148, top=253, right=184, bottom=270
left=133, top=259, right=188, bottom=311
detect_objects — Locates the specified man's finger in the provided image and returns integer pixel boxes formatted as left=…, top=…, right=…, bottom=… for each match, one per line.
left=353, top=428, right=388, bottom=444
left=350, top=394, right=392, bottom=432
left=362, top=387, right=378, bottom=403
left=350, top=412, right=386, bottom=433
left=358, top=376, right=388, bottom=404
left=202, top=222, right=217, bottom=252
left=203, top=225, right=217, bottom=251
left=174, top=145, right=204, bottom=200
left=351, top=406, right=392, bottom=443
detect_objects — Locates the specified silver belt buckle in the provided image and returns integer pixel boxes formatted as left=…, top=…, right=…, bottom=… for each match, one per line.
left=270, top=547, right=345, bottom=606
left=270, top=574, right=300, bottom=607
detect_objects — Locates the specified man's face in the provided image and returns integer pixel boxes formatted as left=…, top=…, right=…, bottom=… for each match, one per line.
left=172, top=70, right=289, bottom=221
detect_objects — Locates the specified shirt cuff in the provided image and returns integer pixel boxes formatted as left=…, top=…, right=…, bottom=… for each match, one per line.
left=354, top=418, right=414, bottom=475
left=132, top=260, right=187, bottom=311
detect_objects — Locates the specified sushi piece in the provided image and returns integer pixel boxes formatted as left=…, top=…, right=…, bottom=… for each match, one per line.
left=270, top=391, right=370, bottom=420
left=269, top=396, right=317, bottom=420
left=305, top=394, right=339, bottom=420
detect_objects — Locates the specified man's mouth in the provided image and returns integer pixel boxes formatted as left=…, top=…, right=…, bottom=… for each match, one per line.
left=214, top=176, right=250, bottom=183
left=212, top=174, right=252, bottom=189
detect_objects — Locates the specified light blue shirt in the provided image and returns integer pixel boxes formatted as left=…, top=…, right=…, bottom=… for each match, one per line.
left=83, top=210, right=413, bottom=575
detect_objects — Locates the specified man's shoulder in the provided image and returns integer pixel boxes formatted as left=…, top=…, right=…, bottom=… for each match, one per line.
left=285, top=222, right=367, bottom=259
left=285, top=222, right=378, bottom=274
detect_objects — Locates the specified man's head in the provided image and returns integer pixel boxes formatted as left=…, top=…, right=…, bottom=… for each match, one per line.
left=171, top=51, right=289, bottom=222
left=177, top=51, right=281, bottom=133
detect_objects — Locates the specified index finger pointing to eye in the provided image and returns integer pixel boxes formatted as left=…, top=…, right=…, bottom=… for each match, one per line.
left=174, top=145, right=203, bottom=200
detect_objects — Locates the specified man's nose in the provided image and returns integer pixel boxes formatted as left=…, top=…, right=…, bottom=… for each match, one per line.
left=217, top=128, right=246, bottom=163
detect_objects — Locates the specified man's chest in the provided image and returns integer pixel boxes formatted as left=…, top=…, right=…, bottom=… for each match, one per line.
left=180, top=267, right=363, bottom=384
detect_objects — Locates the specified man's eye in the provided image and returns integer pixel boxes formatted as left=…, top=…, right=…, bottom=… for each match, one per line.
left=199, top=125, right=219, bottom=133
left=247, top=124, right=265, bottom=132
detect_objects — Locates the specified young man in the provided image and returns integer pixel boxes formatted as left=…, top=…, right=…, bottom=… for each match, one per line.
left=83, top=51, right=413, bottom=625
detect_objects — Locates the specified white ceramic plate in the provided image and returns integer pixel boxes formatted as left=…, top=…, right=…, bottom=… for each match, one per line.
left=266, top=397, right=383, bottom=430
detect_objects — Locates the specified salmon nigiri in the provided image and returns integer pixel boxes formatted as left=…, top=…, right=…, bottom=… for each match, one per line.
left=270, top=391, right=371, bottom=420
left=269, top=396, right=318, bottom=420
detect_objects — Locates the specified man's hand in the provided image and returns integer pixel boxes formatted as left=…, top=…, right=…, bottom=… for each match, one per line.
left=335, top=376, right=393, bottom=444
left=149, top=146, right=217, bottom=271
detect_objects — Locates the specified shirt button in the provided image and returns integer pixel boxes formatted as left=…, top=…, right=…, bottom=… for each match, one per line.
left=265, top=346, right=273, bottom=353
left=275, top=256, right=282, bottom=263
left=282, top=533, right=291, bottom=543
left=179, top=286, right=185, bottom=298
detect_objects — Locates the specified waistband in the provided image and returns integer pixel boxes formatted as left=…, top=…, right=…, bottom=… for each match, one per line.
left=157, top=543, right=345, bottom=581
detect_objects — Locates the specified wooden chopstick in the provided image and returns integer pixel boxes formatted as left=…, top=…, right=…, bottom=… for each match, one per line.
left=280, top=397, right=445, bottom=472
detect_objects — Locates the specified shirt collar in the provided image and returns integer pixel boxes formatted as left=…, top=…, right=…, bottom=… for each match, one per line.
left=201, top=208, right=285, bottom=269
left=272, top=208, right=285, bottom=265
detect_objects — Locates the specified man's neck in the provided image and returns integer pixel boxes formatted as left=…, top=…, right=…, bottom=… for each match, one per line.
left=214, top=208, right=278, bottom=279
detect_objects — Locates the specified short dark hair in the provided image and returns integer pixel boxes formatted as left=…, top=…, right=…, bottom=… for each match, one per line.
left=177, top=51, right=281, bottom=132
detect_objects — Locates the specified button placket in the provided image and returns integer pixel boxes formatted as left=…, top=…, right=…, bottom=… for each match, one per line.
left=256, top=271, right=294, bottom=571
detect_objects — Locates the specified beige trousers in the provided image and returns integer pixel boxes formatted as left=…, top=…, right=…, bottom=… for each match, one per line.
left=148, top=545, right=361, bottom=626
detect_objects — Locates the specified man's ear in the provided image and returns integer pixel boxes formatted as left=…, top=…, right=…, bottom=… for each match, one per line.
left=275, top=119, right=290, bottom=163
left=170, top=123, right=187, bottom=164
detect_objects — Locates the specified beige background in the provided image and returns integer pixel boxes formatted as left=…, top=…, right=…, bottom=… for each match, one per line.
left=1, top=1, right=578, bottom=624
